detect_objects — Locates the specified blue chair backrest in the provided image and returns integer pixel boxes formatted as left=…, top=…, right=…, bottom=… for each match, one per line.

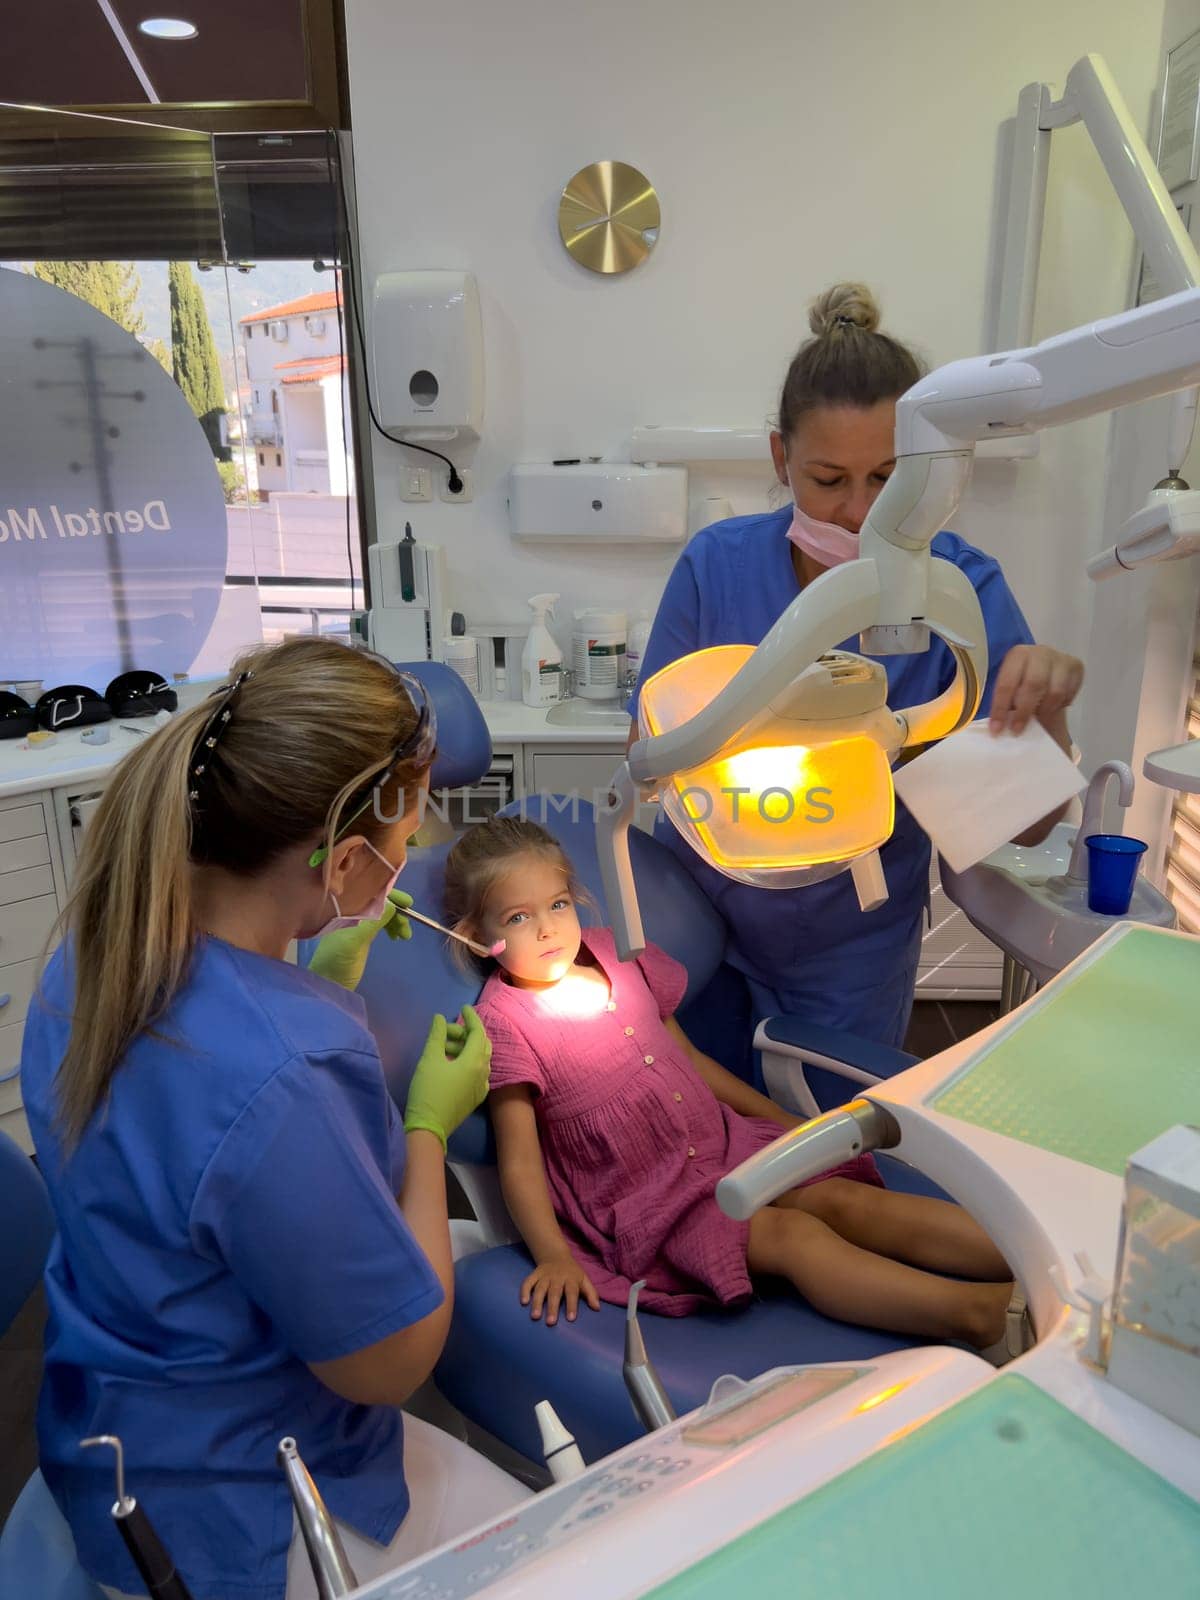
left=0, top=1130, right=54, bottom=1333
left=391, top=659, right=492, bottom=792
left=352, top=796, right=734, bottom=1165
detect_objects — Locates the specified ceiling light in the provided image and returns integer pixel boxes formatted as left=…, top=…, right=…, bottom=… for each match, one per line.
left=137, top=18, right=198, bottom=40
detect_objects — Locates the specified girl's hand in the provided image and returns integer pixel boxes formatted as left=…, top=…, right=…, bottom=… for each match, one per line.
left=988, top=645, right=1083, bottom=736
left=521, top=1256, right=601, bottom=1326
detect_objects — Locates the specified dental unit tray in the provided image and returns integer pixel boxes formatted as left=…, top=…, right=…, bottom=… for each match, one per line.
left=645, top=1377, right=1200, bottom=1600
left=929, top=925, right=1200, bottom=1174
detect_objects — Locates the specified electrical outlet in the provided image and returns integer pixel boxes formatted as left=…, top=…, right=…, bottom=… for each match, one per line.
left=400, top=466, right=432, bottom=503
left=439, top=467, right=475, bottom=503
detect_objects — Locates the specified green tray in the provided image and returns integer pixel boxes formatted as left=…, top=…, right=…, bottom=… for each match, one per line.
left=929, top=926, right=1200, bottom=1174
left=646, top=1376, right=1200, bottom=1600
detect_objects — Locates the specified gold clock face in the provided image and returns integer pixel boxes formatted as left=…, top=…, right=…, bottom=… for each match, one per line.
left=558, top=161, right=661, bottom=275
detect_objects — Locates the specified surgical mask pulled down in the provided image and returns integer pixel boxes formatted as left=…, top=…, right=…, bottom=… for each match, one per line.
left=785, top=498, right=861, bottom=569
left=314, top=840, right=403, bottom=937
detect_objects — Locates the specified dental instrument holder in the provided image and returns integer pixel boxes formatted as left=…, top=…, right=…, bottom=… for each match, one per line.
left=1105, top=1125, right=1200, bottom=1438
left=716, top=1100, right=902, bottom=1221
left=601, top=285, right=1200, bottom=960
left=80, top=1435, right=195, bottom=1600
left=624, top=1280, right=677, bottom=1433
left=278, top=1436, right=359, bottom=1599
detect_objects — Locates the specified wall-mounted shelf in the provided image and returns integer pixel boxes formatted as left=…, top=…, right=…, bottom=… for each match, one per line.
left=629, top=427, right=770, bottom=464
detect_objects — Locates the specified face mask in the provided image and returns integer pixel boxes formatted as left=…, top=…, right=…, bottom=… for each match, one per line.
left=785, top=502, right=861, bottom=568
left=313, top=840, right=403, bottom=937
left=782, top=465, right=862, bottom=568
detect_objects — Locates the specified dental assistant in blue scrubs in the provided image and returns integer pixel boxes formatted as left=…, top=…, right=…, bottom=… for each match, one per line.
left=20, top=638, right=524, bottom=1600
left=631, top=283, right=1084, bottom=1048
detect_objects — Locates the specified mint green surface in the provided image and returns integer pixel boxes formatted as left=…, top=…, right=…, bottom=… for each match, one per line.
left=929, top=926, right=1200, bottom=1174
left=646, top=1378, right=1200, bottom=1600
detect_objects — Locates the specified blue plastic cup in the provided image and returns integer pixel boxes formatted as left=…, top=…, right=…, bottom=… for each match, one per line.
left=1085, top=834, right=1148, bottom=915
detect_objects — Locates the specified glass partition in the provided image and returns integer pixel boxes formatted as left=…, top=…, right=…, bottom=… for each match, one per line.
left=0, top=106, right=360, bottom=700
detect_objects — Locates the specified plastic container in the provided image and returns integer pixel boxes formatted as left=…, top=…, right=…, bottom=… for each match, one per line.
left=443, top=634, right=480, bottom=698
left=1085, top=833, right=1147, bottom=915
left=522, top=594, right=564, bottom=708
left=572, top=609, right=626, bottom=700
left=626, top=610, right=652, bottom=681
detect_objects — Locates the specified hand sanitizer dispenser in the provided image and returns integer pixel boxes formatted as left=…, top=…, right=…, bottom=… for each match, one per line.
left=370, top=271, right=484, bottom=442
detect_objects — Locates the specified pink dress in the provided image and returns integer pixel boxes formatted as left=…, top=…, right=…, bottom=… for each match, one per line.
left=477, top=928, right=883, bottom=1316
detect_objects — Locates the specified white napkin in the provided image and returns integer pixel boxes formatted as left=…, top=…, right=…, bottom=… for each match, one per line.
left=894, top=718, right=1085, bottom=874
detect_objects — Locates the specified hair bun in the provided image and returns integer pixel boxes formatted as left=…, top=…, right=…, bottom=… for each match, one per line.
left=808, top=282, right=881, bottom=337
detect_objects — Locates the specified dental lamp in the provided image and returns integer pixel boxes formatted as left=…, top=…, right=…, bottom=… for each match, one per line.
left=599, top=286, right=1200, bottom=960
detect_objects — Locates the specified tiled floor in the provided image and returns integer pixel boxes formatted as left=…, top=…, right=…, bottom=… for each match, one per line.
left=0, top=999, right=1003, bottom=1531
left=904, top=999, right=1001, bottom=1059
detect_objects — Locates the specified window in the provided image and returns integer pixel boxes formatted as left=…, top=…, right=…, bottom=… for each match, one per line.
left=1165, top=645, right=1200, bottom=933
left=306, top=315, right=327, bottom=337
left=0, top=119, right=363, bottom=676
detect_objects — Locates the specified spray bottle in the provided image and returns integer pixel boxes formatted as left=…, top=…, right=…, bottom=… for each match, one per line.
left=522, top=593, right=564, bottom=708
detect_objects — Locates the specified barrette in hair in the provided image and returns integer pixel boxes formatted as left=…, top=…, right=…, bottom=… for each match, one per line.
left=188, top=670, right=253, bottom=804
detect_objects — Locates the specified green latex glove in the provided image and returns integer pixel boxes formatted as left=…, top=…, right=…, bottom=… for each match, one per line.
left=404, top=1005, right=492, bottom=1151
left=308, top=889, right=414, bottom=992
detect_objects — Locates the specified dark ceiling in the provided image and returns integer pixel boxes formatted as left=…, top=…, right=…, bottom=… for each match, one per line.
left=4, top=0, right=311, bottom=109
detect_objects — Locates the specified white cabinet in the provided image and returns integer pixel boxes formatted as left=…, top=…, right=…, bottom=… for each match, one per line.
left=523, top=745, right=657, bottom=834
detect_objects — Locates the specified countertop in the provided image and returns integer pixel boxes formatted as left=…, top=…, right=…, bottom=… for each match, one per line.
left=0, top=690, right=631, bottom=801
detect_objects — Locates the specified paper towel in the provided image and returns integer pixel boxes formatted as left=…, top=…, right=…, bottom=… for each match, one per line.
left=894, top=718, right=1085, bottom=874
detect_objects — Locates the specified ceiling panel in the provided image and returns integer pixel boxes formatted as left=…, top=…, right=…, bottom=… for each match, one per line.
left=4, top=0, right=310, bottom=109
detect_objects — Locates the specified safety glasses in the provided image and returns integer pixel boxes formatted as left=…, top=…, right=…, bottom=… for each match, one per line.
left=308, top=670, right=437, bottom=869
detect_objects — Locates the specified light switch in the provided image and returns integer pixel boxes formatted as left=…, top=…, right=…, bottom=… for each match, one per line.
left=400, top=466, right=432, bottom=502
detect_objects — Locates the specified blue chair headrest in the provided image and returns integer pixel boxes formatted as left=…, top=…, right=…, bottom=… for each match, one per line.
left=392, top=659, right=491, bottom=792
left=351, top=798, right=728, bottom=1164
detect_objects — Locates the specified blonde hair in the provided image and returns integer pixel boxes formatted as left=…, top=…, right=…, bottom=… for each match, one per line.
left=443, top=816, right=592, bottom=974
left=55, top=636, right=430, bottom=1144
left=777, top=281, right=924, bottom=438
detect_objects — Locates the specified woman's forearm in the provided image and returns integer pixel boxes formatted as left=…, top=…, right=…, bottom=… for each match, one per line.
left=398, top=1130, right=454, bottom=1310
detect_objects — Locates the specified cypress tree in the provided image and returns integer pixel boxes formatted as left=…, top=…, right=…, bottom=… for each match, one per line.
left=168, top=260, right=228, bottom=459
left=31, top=260, right=145, bottom=336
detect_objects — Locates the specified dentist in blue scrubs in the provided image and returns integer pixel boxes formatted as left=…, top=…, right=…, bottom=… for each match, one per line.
left=21, top=638, right=525, bottom=1600
left=631, top=283, right=1084, bottom=1049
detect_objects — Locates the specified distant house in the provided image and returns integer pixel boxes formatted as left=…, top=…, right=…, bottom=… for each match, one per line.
left=240, top=288, right=352, bottom=498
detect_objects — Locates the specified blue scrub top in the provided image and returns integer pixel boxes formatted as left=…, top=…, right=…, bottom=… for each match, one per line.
left=21, top=936, right=443, bottom=1600
left=631, top=508, right=1035, bottom=1046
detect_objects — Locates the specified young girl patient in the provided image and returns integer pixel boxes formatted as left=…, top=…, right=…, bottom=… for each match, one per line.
left=445, top=817, right=1025, bottom=1358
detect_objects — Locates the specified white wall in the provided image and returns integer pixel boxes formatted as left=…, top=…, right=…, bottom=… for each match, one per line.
left=345, top=0, right=1166, bottom=677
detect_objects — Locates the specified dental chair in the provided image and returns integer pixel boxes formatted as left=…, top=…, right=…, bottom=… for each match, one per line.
left=337, top=665, right=951, bottom=1467
left=0, top=1129, right=106, bottom=1600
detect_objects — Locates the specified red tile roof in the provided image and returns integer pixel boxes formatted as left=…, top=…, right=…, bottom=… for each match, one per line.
left=276, top=354, right=346, bottom=385
left=241, top=288, right=342, bottom=326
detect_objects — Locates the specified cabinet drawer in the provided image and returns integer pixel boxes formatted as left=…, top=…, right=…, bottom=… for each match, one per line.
left=0, top=866, right=55, bottom=906
left=0, top=804, right=47, bottom=846
left=0, top=1018, right=23, bottom=1080
left=529, top=750, right=623, bottom=800
left=0, top=958, right=39, bottom=1029
left=0, top=834, right=51, bottom=876
left=0, top=896, right=59, bottom=964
